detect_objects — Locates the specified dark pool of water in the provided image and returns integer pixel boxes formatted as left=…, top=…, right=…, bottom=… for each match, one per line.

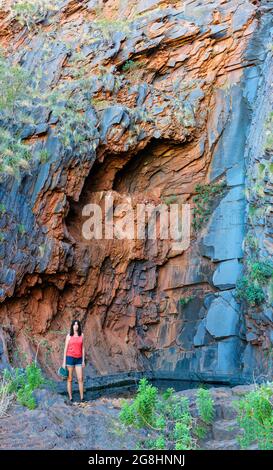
left=71, top=379, right=225, bottom=402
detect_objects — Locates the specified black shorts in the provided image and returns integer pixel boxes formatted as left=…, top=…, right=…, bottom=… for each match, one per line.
left=66, top=355, right=82, bottom=366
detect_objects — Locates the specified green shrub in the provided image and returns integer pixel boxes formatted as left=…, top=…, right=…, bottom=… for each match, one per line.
left=154, top=436, right=165, bottom=449
left=8, top=0, right=59, bottom=30
left=235, top=277, right=265, bottom=306
left=120, top=60, right=146, bottom=81
left=235, top=383, right=273, bottom=450
left=179, top=296, right=193, bottom=308
left=92, top=16, right=131, bottom=40
left=174, top=419, right=193, bottom=450
left=192, top=182, right=225, bottom=231
left=3, top=367, right=26, bottom=393
left=245, top=234, right=259, bottom=250
left=119, top=378, right=198, bottom=450
left=0, top=53, right=33, bottom=176
left=39, top=149, right=50, bottom=163
left=49, top=88, right=96, bottom=150
left=196, top=388, right=214, bottom=425
left=265, top=112, right=273, bottom=151
left=0, top=52, right=28, bottom=111
left=248, top=261, right=273, bottom=284
left=90, top=98, right=109, bottom=110
left=3, top=362, right=45, bottom=410
left=194, top=424, right=207, bottom=439
left=121, top=60, right=139, bottom=72
left=236, top=260, right=273, bottom=307
left=119, top=378, right=158, bottom=429
left=17, top=386, right=37, bottom=409
left=0, top=49, right=98, bottom=178
left=163, top=195, right=178, bottom=206
left=18, top=223, right=26, bottom=235
left=0, top=128, right=31, bottom=176
left=0, top=376, right=14, bottom=417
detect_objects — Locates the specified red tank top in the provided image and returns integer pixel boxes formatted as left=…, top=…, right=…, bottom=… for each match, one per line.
left=66, top=335, right=83, bottom=358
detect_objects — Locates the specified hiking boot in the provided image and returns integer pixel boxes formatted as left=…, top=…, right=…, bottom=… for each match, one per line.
left=65, top=397, right=73, bottom=405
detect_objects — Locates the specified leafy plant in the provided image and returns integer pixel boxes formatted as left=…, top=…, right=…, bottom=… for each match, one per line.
left=92, top=11, right=132, bottom=40
left=194, top=424, right=207, bottom=439
left=196, top=388, right=214, bottom=425
left=235, top=277, right=265, bottom=306
left=248, top=261, right=273, bottom=284
left=265, top=111, right=273, bottom=151
left=163, top=195, right=178, bottom=206
left=119, top=378, right=158, bottom=429
left=120, top=59, right=146, bottom=82
left=235, top=383, right=273, bottom=450
left=90, top=98, right=110, bottom=110
left=179, top=296, right=193, bottom=308
left=49, top=87, right=97, bottom=150
left=0, top=128, right=31, bottom=176
left=3, top=362, right=46, bottom=410
left=8, top=0, right=59, bottom=30
left=245, top=233, right=259, bottom=251
left=39, top=149, right=50, bottom=163
left=0, top=53, right=33, bottom=176
left=0, top=45, right=99, bottom=178
left=0, top=375, right=14, bottom=417
left=0, top=51, right=31, bottom=112
left=192, top=182, right=226, bottom=231
left=119, top=378, right=206, bottom=450
left=236, top=260, right=273, bottom=307
left=121, top=60, right=140, bottom=72
left=0, top=203, right=6, bottom=213
left=18, top=223, right=26, bottom=235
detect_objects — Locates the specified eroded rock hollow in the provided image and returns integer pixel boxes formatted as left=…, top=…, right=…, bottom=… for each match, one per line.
left=0, top=0, right=272, bottom=383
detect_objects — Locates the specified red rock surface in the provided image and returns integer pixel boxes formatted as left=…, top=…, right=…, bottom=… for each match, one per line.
left=0, top=0, right=272, bottom=381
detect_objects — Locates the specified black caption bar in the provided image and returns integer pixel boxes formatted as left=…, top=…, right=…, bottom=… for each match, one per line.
left=0, top=450, right=272, bottom=467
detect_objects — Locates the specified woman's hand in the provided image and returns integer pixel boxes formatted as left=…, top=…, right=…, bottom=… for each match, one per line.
left=62, top=361, right=66, bottom=368
left=82, top=361, right=85, bottom=368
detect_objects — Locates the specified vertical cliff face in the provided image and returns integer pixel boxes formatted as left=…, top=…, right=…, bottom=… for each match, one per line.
left=0, top=0, right=272, bottom=383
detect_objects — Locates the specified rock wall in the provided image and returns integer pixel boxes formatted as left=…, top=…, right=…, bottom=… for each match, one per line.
left=0, top=0, right=272, bottom=383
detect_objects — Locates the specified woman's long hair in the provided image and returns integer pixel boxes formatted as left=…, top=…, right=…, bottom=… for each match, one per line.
left=70, top=320, right=82, bottom=336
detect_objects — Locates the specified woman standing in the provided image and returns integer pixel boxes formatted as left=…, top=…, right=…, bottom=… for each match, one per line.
left=63, top=320, right=85, bottom=403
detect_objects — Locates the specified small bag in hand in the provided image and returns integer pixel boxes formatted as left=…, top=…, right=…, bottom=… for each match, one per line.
left=57, top=366, right=69, bottom=379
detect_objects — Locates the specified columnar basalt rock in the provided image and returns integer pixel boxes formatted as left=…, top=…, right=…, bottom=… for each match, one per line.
left=0, top=0, right=272, bottom=383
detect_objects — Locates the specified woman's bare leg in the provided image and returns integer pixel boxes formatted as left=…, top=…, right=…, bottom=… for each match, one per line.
left=75, top=365, right=84, bottom=400
left=67, top=366, right=74, bottom=400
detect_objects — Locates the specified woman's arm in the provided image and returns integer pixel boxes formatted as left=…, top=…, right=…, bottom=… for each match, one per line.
left=63, top=334, right=70, bottom=367
left=82, top=333, right=85, bottom=367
